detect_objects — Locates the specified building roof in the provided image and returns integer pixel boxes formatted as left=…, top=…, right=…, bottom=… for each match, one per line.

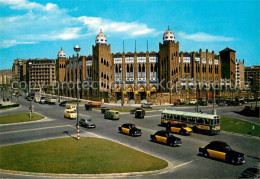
left=220, top=47, right=236, bottom=53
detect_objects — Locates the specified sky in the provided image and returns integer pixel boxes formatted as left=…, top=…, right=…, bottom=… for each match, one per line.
left=0, top=0, right=259, bottom=70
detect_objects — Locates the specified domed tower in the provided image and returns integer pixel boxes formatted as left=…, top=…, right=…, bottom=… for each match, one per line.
left=95, top=29, right=107, bottom=45
left=92, top=29, right=112, bottom=97
left=159, top=26, right=180, bottom=93
left=163, top=26, right=175, bottom=43
left=56, top=47, right=68, bottom=82
left=57, top=47, right=66, bottom=58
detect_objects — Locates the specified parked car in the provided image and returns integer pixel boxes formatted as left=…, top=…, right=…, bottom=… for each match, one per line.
left=34, top=96, right=41, bottom=103
left=189, top=99, right=197, bottom=104
left=141, top=104, right=152, bottom=109
left=119, top=123, right=142, bottom=136
left=150, top=130, right=182, bottom=147
left=39, top=97, right=46, bottom=104
left=199, top=141, right=245, bottom=165
left=240, top=164, right=260, bottom=178
left=59, top=101, right=67, bottom=107
left=218, top=101, right=227, bottom=106
left=104, top=110, right=120, bottom=120
left=79, top=118, right=96, bottom=128
left=64, top=109, right=77, bottom=119
left=166, top=123, right=192, bottom=135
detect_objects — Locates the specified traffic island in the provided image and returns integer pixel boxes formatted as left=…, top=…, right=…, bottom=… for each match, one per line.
left=0, top=112, right=45, bottom=124
left=221, top=116, right=260, bottom=137
left=0, top=137, right=168, bottom=174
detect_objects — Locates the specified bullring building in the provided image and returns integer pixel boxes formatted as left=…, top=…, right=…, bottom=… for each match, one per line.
left=58, top=27, right=236, bottom=104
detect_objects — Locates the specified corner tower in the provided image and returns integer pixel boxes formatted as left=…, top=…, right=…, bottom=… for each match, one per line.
left=56, top=47, right=68, bottom=82
left=159, top=26, right=180, bottom=92
left=92, top=29, right=113, bottom=99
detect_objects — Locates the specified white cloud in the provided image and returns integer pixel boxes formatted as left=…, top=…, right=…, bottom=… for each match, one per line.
left=177, top=32, right=234, bottom=42
left=1, top=40, right=37, bottom=48
left=0, top=0, right=158, bottom=48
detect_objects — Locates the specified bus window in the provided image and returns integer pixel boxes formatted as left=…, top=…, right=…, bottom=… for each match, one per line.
left=189, top=117, right=195, bottom=123
left=174, top=115, right=178, bottom=120
left=169, top=114, right=173, bottom=120
left=216, top=119, right=220, bottom=125
left=196, top=118, right=204, bottom=124
left=205, top=118, right=210, bottom=125
left=181, top=117, right=187, bottom=122
left=161, top=114, right=166, bottom=119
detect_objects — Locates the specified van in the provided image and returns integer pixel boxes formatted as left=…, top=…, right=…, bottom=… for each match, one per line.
left=104, top=110, right=120, bottom=120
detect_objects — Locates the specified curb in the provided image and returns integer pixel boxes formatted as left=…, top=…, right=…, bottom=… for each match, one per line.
left=0, top=113, right=49, bottom=127
left=221, top=130, right=260, bottom=139
left=0, top=105, right=21, bottom=112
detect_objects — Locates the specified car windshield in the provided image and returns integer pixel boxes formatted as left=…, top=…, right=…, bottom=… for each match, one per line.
left=68, top=111, right=75, bottom=113
left=130, top=124, right=136, bottom=128
left=224, top=145, right=231, bottom=151
left=86, top=119, right=92, bottom=122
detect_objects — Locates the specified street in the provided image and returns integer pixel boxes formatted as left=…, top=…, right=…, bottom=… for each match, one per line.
left=0, top=96, right=259, bottom=178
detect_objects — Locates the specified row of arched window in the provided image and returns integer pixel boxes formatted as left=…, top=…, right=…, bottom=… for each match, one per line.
left=101, top=72, right=109, bottom=80
left=59, top=64, right=65, bottom=68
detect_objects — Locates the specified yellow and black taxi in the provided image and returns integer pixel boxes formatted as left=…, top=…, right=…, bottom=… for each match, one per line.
left=64, top=109, right=77, bottom=119
left=118, top=123, right=142, bottom=137
left=150, top=130, right=182, bottom=147
left=199, top=141, right=245, bottom=165
left=166, top=123, right=192, bottom=135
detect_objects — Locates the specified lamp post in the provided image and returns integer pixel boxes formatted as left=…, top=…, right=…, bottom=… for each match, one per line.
left=28, top=61, right=32, bottom=118
left=74, top=45, right=81, bottom=140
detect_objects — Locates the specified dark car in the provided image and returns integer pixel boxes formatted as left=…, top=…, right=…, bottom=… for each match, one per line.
left=141, top=104, right=152, bottom=109
left=101, top=107, right=109, bottom=114
left=218, top=101, right=227, bottom=106
left=59, top=101, right=67, bottom=107
left=150, top=130, right=182, bottom=147
left=118, top=123, right=142, bottom=136
left=79, top=118, right=96, bottom=128
left=134, top=109, right=145, bottom=119
left=130, top=107, right=142, bottom=114
left=85, top=104, right=92, bottom=111
left=240, top=165, right=260, bottom=178
left=199, top=141, right=245, bottom=165
left=166, top=123, right=192, bottom=135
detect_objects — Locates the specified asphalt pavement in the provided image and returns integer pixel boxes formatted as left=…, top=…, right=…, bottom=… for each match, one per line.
left=0, top=96, right=259, bottom=178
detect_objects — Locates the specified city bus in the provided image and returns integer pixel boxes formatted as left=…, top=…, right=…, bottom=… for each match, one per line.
left=161, top=110, right=220, bottom=135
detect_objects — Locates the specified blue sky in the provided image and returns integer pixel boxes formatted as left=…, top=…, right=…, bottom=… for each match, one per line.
left=0, top=0, right=259, bottom=70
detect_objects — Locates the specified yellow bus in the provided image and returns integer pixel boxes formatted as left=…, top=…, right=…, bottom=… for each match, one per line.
left=161, top=110, right=220, bottom=135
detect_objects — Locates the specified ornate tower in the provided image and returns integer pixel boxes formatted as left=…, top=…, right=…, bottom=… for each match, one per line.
left=159, top=26, right=180, bottom=92
left=56, top=47, right=68, bottom=82
left=92, top=29, right=113, bottom=100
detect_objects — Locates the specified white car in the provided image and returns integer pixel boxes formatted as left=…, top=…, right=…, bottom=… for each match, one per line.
left=190, top=99, right=197, bottom=104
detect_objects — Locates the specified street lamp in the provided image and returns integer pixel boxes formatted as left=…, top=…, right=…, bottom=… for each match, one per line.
left=28, top=61, right=32, bottom=118
left=74, top=45, right=81, bottom=140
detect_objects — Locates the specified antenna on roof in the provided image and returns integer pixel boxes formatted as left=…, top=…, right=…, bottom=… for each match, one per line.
left=100, top=28, right=102, bottom=33
left=168, top=25, right=170, bottom=30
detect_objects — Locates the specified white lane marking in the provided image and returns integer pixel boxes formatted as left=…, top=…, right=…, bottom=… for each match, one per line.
left=171, top=160, right=194, bottom=170
left=0, top=125, right=71, bottom=135
left=145, top=114, right=161, bottom=118
left=80, top=114, right=91, bottom=118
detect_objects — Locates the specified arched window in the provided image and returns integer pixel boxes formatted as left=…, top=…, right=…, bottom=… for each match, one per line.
left=172, top=70, right=173, bottom=76
left=104, top=74, right=106, bottom=79
left=104, top=60, right=106, bottom=65
left=115, top=65, right=118, bottom=73
left=101, top=72, right=103, bottom=77
left=127, top=65, right=130, bottom=72
left=130, top=64, right=133, bottom=72
left=107, top=61, right=109, bottom=66
left=142, top=64, right=145, bottom=72
left=184, top=64, right=187, bottom=73
left=188, top=64, right=190, bottom=73
left=138, top=64, right=141, bottom=72
left=101, top=58, right=103, bottom=63
left=107, top=76, right=109, bottom=80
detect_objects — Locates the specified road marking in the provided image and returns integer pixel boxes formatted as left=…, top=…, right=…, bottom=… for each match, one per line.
left=0, top=125, right=71, bottom=135
left=79, top=114, right=91, bottom=118
left=145, top=114, right=161, bottom=118
left=171, top=160, right=193, bottom=170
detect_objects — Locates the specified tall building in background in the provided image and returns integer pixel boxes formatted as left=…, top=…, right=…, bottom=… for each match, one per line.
left=26, top=59, right=56, bottom=87
left=236, top=59, right=245, bottom=90
left=219, top=47, right=236, bottom=88
left=12, top=59, right=27, bottom=82
left=244, top=65, right=260, bottom=90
